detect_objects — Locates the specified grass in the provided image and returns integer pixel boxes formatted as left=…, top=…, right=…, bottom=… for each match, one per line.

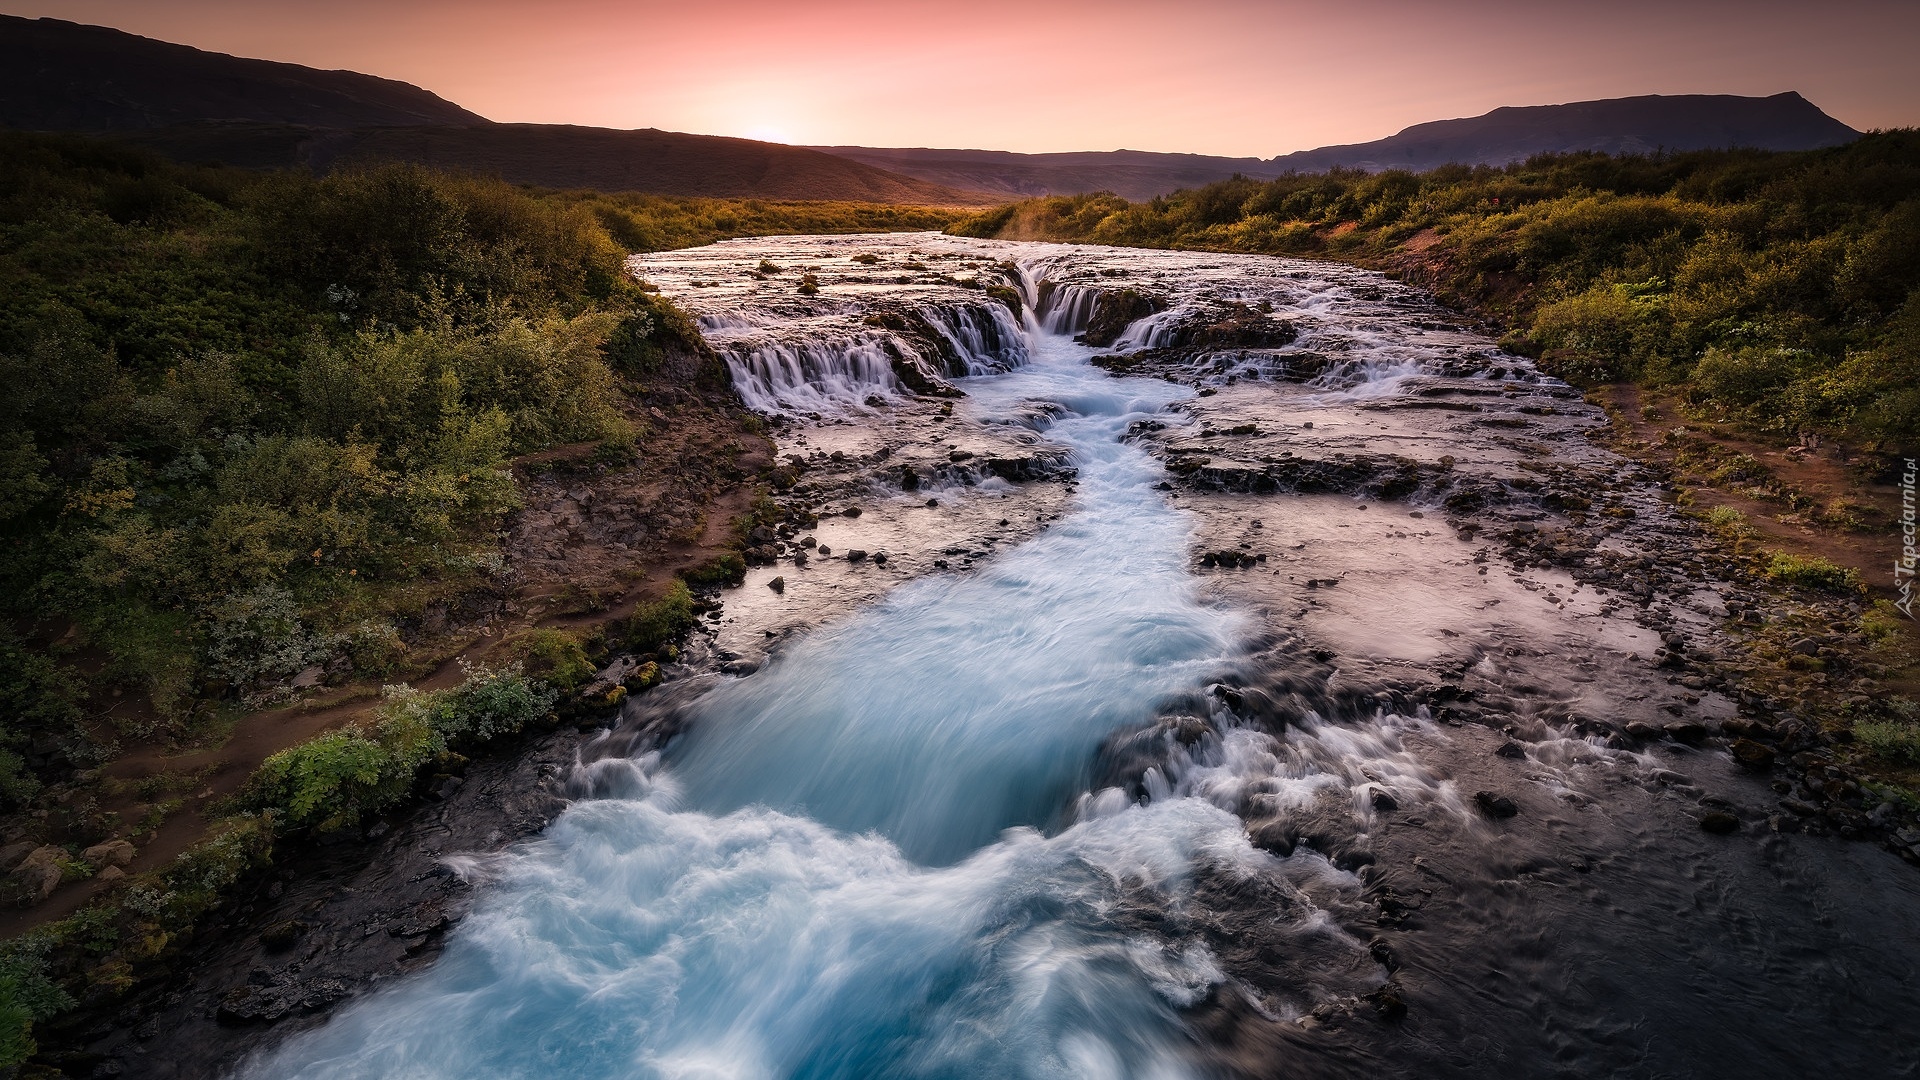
left=1763, top=552, right=1862, bottom=592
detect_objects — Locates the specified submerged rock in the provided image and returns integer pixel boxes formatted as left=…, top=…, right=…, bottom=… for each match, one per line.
left=1475, top=791, right=1519, bottom=819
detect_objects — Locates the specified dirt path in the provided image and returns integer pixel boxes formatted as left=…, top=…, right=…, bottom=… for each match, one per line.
left=1602, top=383, right=1919, bottom=683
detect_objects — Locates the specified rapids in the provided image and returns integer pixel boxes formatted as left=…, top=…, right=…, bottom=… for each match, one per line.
left=245, top=236, right=1920, bottom=1080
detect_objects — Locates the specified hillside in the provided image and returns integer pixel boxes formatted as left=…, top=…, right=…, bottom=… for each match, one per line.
left=821, top=93, right=1863, bottom=198
left=809, top=146, right=1276, bottom=202
left=1268, top=92, right=1861, bottom=173
left=2, top=16, right=990, bottom=205
left=0, top=14, right=486, bottom=130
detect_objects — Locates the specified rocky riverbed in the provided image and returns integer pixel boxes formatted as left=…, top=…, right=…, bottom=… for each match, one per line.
left=95, top=235, right=1920, bottom=1079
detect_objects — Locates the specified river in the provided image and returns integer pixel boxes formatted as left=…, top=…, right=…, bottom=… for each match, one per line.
left=245, top=235, right=1920, bottom=1079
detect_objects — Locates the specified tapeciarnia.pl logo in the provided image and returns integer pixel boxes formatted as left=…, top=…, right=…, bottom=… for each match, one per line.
left=1899, top=457, right=1917, bottom=619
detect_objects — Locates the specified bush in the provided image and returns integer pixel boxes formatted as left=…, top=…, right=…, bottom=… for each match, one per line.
left=0, top=936, right=72, bottom=1068
left=1855, top=719, right=1920, bottom=763
left=621, top=580, right=695, bottom=654
left=1763, top=552, right=1860, bottom=592
left=247, top=663, right=556, bottom=831
left=950, top=132, right=1920, bottom=450
left=505, top=628, right=595, bottom=691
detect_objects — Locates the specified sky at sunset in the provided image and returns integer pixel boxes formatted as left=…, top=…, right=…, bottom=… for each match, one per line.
left=8, top=0, right=1918, bottom=157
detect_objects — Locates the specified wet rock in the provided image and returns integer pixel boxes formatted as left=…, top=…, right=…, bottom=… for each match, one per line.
left=1495, top=741, right=1527, bottom=759
left=1366, top=983, right=1408, bottom=1022
left=1624, top=720, right=1662, bottom=740
left=82, top=840, right=136, bottom=868
left=1369, top=788, right=1399, bottom=812
left=846, top=549, right=868, bottom=563
left=1699, top=811, right=1741, bottom=834
left=1474, top=791, right=1519, bottom=819
left=842, top=506, right=862, bottom=518
left=871, top=552, right=888, bottom=566
left=260, top=920, right=308, bottom=953
left=767, top=576, right=786, bottom=594
left=817, top=545, right=832, bottom=556
left=217, top=977, right=351, bottom=1026
left=1729, top=739, right=1776, bottom=770
left=1663, top=720, right=1708, bottom=745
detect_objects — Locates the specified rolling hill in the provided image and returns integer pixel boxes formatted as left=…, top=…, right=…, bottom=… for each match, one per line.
left=0, top=15, right=991, bottom=205
left=0, top=14, right=485, bottom=130
left=1265, top=92, right=1862, bottom=174
left=818, top=93, right=1863, bottom=199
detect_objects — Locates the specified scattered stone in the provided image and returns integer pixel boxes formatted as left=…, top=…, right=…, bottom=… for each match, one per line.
left=1366, top=984, right=1408, bottom=1022
left=871, top=552, right=888, bottom=566
left=1495, top=741, right=1527, bottom=759
left=0, top=841, right=36, bottom=871
left=925, top=498, right=939, bottom=508
left=1474, top=791, right=1518, bottom=819
left=1624, top=721, right=1661, bottom=740
left=12, top=845, right=64, bottom=903
left=846, top=549, right=868, bottom=563
left=1699, top=811, right=1740, bottom=834
left=97, top=865, right=124, bottom=883
left=82, top=839, right=136, bottom=868
left=1663, top=720, right=1707, bottom=745
left=817, top=545, right=832, bottom=556
left=1370, top=788, right=1399, bottom=812
left=842, top=506, right=862, bottom=518
left=1729, top=739, right=1775, bottom=769
left=767, top=576, right=786, bottom=593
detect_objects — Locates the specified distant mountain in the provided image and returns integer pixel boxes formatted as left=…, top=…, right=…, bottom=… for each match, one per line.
left=0, top=15, right=486, bottom=130
left=808, top=146, right=1276, bottom=203
left=1, top=16, right=991, bottom=205
left=1266, top=92, right=1862, bottom=174
left=819, top=93, right=1863, bottom=200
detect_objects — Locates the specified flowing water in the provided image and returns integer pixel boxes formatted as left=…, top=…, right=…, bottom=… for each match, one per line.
left=247, top=236, right=1920, bottom=1079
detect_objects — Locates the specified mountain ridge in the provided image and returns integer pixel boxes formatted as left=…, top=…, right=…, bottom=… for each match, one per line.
left=0, top=15, right=994, bottom=205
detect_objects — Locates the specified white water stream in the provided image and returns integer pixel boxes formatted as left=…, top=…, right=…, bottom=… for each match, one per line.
left=250, top=284, right=1367, bottom=1080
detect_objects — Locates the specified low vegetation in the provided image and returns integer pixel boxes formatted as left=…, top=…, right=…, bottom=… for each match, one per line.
left=951, top=133, right=1920, bottom=452
left=0, top=131, right=930, bottom=1065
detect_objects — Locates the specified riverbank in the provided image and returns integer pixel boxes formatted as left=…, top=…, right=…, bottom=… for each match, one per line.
left=113, top=234, right=1920, bottom=1079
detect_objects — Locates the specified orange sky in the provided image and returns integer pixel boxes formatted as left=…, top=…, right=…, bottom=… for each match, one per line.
left=8, top=0, right=1918, bottom=156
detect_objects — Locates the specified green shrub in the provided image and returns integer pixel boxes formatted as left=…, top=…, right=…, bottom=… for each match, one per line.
left=0, top=936, right=72, bottom=1068
left=1763, top=552, right=1860, bottom=592
left=247, top=663, right=555, bottom=831
left=682, top=553, right=746, bottom=587
left=622, top=580, right=696, bottom=653
left=1855, top=719, right=1920, bottom=763
left=506, top=628, right=595, bottom=691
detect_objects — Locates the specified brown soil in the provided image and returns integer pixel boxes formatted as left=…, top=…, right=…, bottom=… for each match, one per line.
left=0, top=349, right=773, bottom=937
left=1600, top=382, right=1919, bottom=686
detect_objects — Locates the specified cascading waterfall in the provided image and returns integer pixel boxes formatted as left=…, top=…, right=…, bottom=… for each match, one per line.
left=247, top=274, right=1382, bottom=1080
left=232, top=235, right=1920, bottom=1080
left=724, top=334, right=902, bottom=413
left=917, top=303, right=1028, bottom=376
left=1036, top=284, right=1102, bottom=335
left=714, top=304, right=1028, bottom=414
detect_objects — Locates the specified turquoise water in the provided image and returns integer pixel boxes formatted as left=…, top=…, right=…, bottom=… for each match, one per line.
left=250, top=313, right=1285, bottom=1080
